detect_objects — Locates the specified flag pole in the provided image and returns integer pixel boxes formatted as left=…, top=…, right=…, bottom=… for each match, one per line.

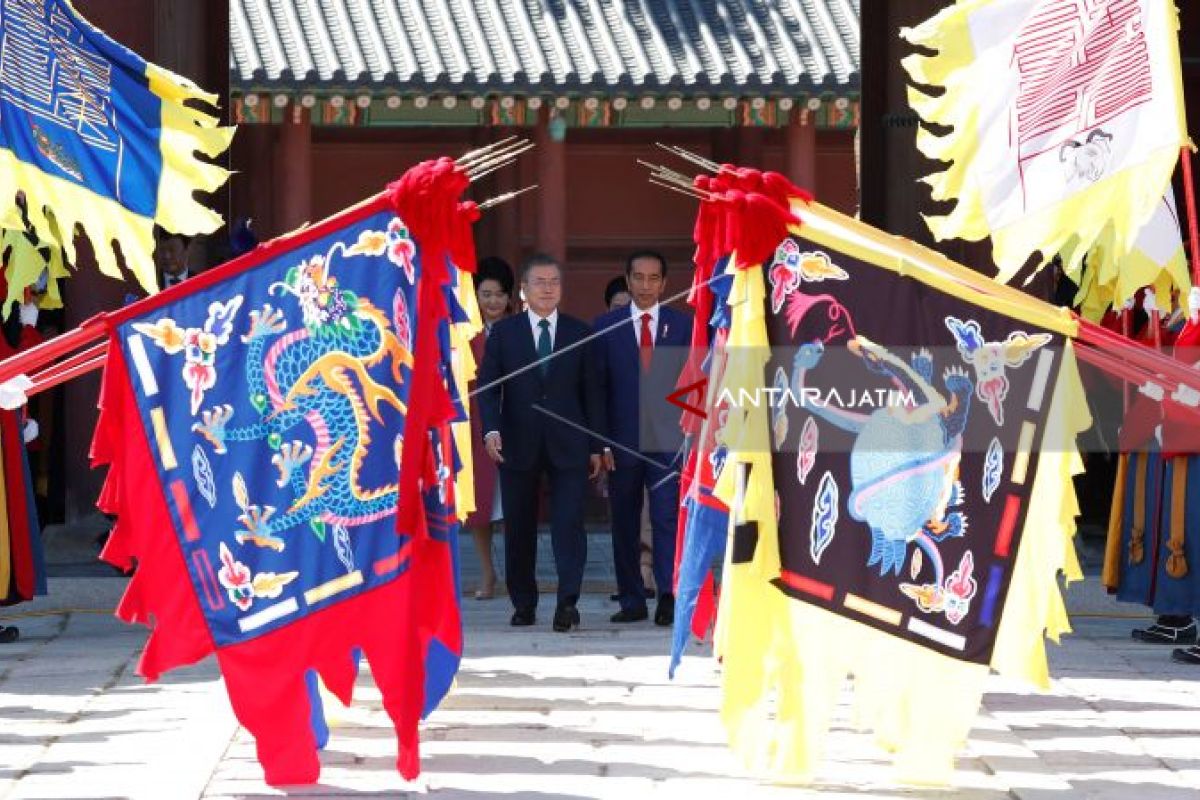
left=1121, top=307, right=1132, bottom=413
left=1182, top=145, right=1200, bottom=284
left=26, top=341, right=108, bottom=396
left=0, top=314, right=108, bottom=390
left=28, top=350, right=107, bottom=395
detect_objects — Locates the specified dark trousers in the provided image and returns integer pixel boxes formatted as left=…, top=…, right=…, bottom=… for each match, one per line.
left=608, top=453, right=680, bottom=612
left=499, top=448, right=588, bottom=612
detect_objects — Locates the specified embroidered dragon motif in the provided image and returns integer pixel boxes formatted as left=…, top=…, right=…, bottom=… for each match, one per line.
left=193, top=239, right=414, bottom=552
left=790, top=336, right=974, bottom=588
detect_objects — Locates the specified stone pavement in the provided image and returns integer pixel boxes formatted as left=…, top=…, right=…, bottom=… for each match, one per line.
left=1, top=574, right=1199, bottom=799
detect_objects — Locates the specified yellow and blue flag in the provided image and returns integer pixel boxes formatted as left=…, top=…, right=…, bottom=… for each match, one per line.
left=0, top=0, right=232, bottom=293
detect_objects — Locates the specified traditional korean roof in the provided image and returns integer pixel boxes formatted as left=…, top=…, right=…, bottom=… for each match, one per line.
left=230, top=0, right=860, bottom=97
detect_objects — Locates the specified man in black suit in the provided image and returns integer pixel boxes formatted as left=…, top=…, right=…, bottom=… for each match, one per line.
left=154, top=229, right=193, bottom=288
left=478, top=254, right=605, bottom=631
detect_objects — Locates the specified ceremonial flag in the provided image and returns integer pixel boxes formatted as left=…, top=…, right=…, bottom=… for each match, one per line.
left=903, top=0, right=1188, bottom=308
left=0, top=204, right=69, bottom=311
left=0, top=0, right=233, bottom=293
left=93, top=166, right=471, bottom=785
left=1076, top=190, right=1189, bottom=321
left=672, top=167, right=1090, bottom=784
left=670, top=256, right=733, bottom=676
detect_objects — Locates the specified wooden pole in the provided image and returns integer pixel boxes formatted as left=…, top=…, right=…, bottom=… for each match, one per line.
left=1121, top=308, right=1132, bottom=412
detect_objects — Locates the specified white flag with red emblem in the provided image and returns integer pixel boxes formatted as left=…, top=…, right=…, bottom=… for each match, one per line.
left=903, top=0, right=1188, bottom=310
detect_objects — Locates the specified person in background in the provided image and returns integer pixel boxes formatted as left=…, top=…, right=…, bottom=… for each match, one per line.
left=604, top=276, right=631, bottom=310
left=478, top=254, right=606, bottom=632
left=0, top=193, right=50, bottom=643
left=155, top=229, right=192, bottom=288
left=466, top=256, right=514, bottom=600
left=593, top=251, right=692, bottom=626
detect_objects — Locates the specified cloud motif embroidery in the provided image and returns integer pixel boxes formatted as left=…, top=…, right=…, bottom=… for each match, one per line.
left=810, top=471, right=839, bottom=565
left=983, top=437, right=1003, bottom=503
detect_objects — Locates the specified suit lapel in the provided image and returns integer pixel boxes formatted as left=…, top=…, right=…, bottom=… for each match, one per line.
left=547, top=316, right=572, bottom=379
left=516, top=315, right=538, bottom=371
left=656, top=310, right=669, bottom=347
left=620, top=310, right=640, bottom=358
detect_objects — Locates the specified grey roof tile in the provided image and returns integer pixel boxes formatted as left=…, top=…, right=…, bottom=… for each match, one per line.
left=230, top=0, right=860, bottom=94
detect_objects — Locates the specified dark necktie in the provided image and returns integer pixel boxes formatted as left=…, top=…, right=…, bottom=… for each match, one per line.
left=639, top=312, right=653, bottom=372
left=537, top=318, right=551, bottom=376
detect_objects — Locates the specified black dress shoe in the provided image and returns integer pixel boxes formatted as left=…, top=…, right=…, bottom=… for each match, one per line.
left=1171, top=646, right=1200, bottom=665
left=0, top=625, right=18, bottom=644
left=552, top=604, right=580, bottom=632
left=610, top=607, right=648, bottom=623
left=510, top=608, right=536, bottom=627
left=654, top=594, right=675, bottom=627
left=1132, top=621, right=1197, bottom=644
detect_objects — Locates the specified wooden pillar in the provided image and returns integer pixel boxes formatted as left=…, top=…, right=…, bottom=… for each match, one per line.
left=233, top=124, right=276, bottom=240
left=861, top=0, right=964, bottom=252
left=785, top=109, right=818, bottom=195
left=273, top=106, right=313, bottom=236
left=154, top=0, right=205, bottom=79
left=534, top=108, right=567, bottom=264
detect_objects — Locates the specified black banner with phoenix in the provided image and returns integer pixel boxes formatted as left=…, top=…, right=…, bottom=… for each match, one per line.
left=759, top=235, right=1065, bottom=663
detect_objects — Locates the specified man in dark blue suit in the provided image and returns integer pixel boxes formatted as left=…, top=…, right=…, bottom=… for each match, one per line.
left=478, top=254, right=605, bottom=632
left=594, top=251, right=692, bottom=626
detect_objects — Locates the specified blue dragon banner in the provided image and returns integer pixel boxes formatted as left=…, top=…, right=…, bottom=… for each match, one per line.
left=94, top=173, right=469, bottom=785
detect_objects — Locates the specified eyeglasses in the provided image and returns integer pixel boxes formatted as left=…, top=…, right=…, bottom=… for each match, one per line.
left=526, top=278, right=561, bottom=289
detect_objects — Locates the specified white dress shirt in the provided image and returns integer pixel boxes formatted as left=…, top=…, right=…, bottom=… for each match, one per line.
left=163, top=270, right=190, bottom=288
left=528, top=308, right=559, bottom=347
left=631, top=302, right=659, bottom=345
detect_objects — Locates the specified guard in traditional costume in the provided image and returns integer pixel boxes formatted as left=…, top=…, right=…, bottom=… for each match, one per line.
left=1105, top=291, right=1200, bottom=665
